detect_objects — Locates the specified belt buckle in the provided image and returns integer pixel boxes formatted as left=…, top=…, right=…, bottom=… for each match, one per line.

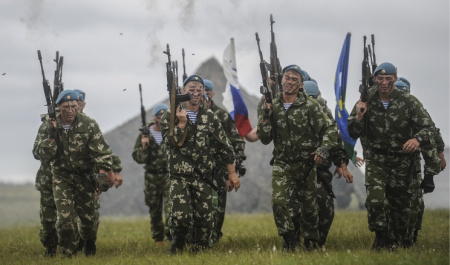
left=388, top=149, right=394, bottom=158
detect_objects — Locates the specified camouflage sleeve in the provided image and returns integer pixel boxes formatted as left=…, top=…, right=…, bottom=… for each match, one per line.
left=211, top=113, right=235, bottom=165
left=434, top=128, right=445, bottom=153
left=309, top=101, right=339, bottom=152
left=223, top=112, right=246, bottom=161
left=32, top=122, right=47, bottom=160
left=256, top=97, right=273, bottom=145
left=159, top=109, right=188, bottom=146
left=111, top=154, right=122, bottom=173
left=131, top=132, right=149, bottom=164
left=88, top=120, right=113, bottom=171
left=332, top=138, right=350, bottom=167
left=347, top=102, right=364, bottom=140
left=420, top=139, right=441, bottom=176
left=409, top=96, right=436, bottom=143
left=34, top=120, right=58, bottom=162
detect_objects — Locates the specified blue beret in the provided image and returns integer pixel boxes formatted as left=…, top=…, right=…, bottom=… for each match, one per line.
left=55, top=90, right=80, bottom=104
left=282, top=65, right=304, bottom=81
left=300, top=70, right=310, bottom=82
left=152, top=103, right=169, bottom=116
left=183, top=74, right=204, bottom=87
left=374, top=62, right=397, bottom=76
left=398, top=77, right=411, bottom=89
left=394, top=80, right=410, bottom=93
left=203, top=79, right=214, bottom=91
left=73, top=89, right=86, bottom=102
left=303, top=81, right=320, bottom=98
left=310, top=78, right=318, bottom=85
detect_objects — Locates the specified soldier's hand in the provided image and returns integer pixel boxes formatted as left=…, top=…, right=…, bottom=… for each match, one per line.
left=342, top=167, right=353, bottom=183
left=438, top=152, right=446, bottom=171
left=176, top=106, right=188, bottom=124
left=420, top=175, right=435, bottom=193
left=225, top=180, right=233, bottom=192
left=47, top=119, right=57, bottom=139
left=355, top=100, right=367, bottom=121
left=229, top=172, right=240, bottom=191
left=403, top=138, right=420, bottom=153
left=141, top=135, right=150, bottom=149
left=334, top=167, right=343, bottom=178
left=312, top=152, right=324, bottom=164
left=97, top=172, right=110, bottom=192
left=356, top=157, right=365, bottom=167
left=113, top=172, right=123, bottom=188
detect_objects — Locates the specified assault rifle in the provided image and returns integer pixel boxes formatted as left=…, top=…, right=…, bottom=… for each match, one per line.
left=256, top=32, right=277, bottom=141
left=369, top=34, right=377, bottom=75
left=163, top=44, right=192, bottom=147
left=138, top=84, right=150, bottom=140
left=268, top=14, right=282, bottom=95
left=182, top=48, right=188, bottom=82
left=359, top=36, right=372, bottom=137
left=37, top=50, right=56, bottom=120
left=52, top=51, right=64, bottom=104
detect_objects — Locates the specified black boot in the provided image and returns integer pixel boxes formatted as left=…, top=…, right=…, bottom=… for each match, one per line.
left=44, top=245, right=57, bottom=257
left=169, top=236, right=186, bottom=255
left=412, top=229, right=418, bottom=245
left=372, top=229, right=389, bottom=250
left=282, top=233, right=299, bottom=252
left=77, top=239, right=85, bottom=252
left=84, top=239, right=96, bottom=256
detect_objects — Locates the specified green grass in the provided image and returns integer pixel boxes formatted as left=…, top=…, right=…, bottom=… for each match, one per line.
left=0, top=210, right=448, bottom=265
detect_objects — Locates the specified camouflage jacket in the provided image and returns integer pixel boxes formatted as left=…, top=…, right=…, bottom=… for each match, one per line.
left=257, top=91, right=339, bottom=163
left=209, top=100, right=246, bottom=162
left=35, top=112, right=113, bottom=177
left=160, top=102, right=235, bottom=175
left=111, top=154, right=122, bottom=173
left=348, top=87, right=440, bottom=175
left=315, top=97, right=349, bottom=170
left=132, top=121, right=168, bottom=172
left=435, top=128, right=445, bottom=153
left=32, top=114, right=52, bottom=191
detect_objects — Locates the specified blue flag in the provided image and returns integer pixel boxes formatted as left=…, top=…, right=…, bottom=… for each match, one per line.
left=334, top=32, right=357, bottom=164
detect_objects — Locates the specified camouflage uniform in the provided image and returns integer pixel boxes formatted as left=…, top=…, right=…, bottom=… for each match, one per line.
left=35, top=112, right=112, bottom=255
left=208, top=100, right=245, bottom=243
left=315, top=97, right=350, bottom=247
left=348, top=87, right=440, bottom=246
left=32, top=115, right=58, bottom=254
left=132, top=121, right=170, bottom=242
left=160, top=102, right=235, bottom=249
left=257, top=91, right=338, bottom=244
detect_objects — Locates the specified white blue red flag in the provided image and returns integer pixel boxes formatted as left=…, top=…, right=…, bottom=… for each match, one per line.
left=222, top=38, right=252, bottom=137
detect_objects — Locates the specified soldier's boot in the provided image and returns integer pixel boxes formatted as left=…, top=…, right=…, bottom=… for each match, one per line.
left=76, top=239, right=85, bottom=252
left=84, top=239, right=96, bottom=256
left=44, top=245, right=57, bottom=257
left=412, top=229, right=419, bottom=245
left=169, top=236, right=186, bottom=255
left=372, top=229, right=389, bottom=250
left=304, top=239, right=319, bottom=251
left=282, top=232, right=299, bottom=252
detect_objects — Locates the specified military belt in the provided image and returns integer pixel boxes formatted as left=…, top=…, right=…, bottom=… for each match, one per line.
left=370, top=148, right=410, bottom=158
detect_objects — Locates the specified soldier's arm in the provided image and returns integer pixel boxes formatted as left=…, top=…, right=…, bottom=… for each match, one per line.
left=310, top=101, right=339, bottom=155
left=256, top=98, right=273, bottom=145
left=35, top=120, right=58, bottom=162
left=88, top=120, right=113, bottom=172
left=347, top=103, right=364, bottom=140
left=132, top=132, right=150, bottom=164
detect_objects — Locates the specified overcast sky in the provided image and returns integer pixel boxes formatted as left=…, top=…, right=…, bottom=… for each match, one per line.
left=0, top=0, right=448, bottom=184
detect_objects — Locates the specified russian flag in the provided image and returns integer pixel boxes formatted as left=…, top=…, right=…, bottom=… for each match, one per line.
left=222, top=38, right=252, bottom=137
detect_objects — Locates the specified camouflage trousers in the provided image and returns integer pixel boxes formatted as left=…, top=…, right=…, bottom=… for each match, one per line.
left=144, top=170, right=170, bottom=242
left=53, top=173, right=96, bottom=255
left=273, top=161, right=319, bottom=241
left=169, top=173, right=214, bottom=247
left=211, top=167, right=227, bottom=244
left=365, top=153, right=420, bottom=245
left=38, top=183, right=58, bottom=249
left=316, top=168, right=334, bottom=246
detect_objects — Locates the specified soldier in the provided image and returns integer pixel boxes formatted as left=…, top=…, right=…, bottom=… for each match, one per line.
left=132, top=103, right=171, bottom=245
left=393, top=79, right=446, bottom=244
left=257, top=65, right=338, bottom=251
left=32, top=114, right=58, bottom=257
left=203, top=79, right=246, bottom=244
left=160, top=75, right=240, bottom=254
left=35, top=90, right=114, bottom=257
left=303, top=81, right=353, bottom=247
left=73, top=89, right=123, bottom=251
left=348, top=62, right=441, bottom=249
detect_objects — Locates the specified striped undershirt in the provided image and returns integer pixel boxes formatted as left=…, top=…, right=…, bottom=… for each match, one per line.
left=382, top=101, right=389, bottom=109
left=283, top=103, right=292, bottom=111
left=150, top=125, right=163, bottom=146
left=187, top=110, right=198, bottom=124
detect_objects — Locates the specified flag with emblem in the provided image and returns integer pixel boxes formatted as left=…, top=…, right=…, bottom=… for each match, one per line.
left=222, top=38, right=252, bottom=137
left=334, top=32, right=357, bottom=164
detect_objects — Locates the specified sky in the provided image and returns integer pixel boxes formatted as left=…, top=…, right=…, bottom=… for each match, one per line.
left=0, top=0, right=448, bottom=184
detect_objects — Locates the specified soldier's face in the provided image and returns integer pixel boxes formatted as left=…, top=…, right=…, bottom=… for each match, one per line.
left=282, top=70, right=303, bottom=95
left=183, top=81, right=204, bottom=106
left=77, top=101, right=86, bottom=113
left=59, top=100, right=79, bottom=124
left=375, top=74, right=397, bottom=96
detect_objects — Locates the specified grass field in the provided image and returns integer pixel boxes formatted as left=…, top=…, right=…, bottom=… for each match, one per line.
left=0, top=210, right=448, bottom=265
